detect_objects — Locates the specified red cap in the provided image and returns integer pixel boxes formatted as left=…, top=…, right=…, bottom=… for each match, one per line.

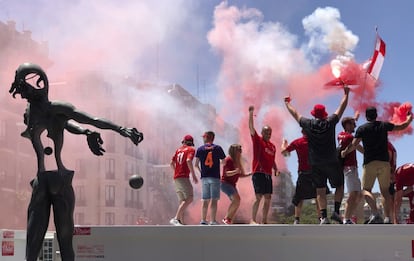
left=182, top=135, right=193, bottom=142
left=182, top=135, right=194, bottom=146
left=311, top=104, right=328, bottom=119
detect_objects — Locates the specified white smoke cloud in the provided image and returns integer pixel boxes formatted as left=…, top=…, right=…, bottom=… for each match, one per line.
left=302, top=6, right=359, bottom=65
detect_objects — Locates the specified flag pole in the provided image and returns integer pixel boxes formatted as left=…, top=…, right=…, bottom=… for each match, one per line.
left=358, top=26, right=379, bottom=110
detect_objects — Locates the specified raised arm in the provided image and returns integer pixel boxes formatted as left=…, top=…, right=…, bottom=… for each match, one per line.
left=284, top=97, right=301, bottom=123
left=393, top=113, right=413, bottom=131
left=334, top=86, right=350, bottom=119
left=280, top=138, right=290, bottom=157
left=248, top=106, right=256, bottom=136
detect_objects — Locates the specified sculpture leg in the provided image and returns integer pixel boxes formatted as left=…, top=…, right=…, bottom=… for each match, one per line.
left=26, top=175, right=52, bottom=261
left=51, top=170, right=75, bottom=261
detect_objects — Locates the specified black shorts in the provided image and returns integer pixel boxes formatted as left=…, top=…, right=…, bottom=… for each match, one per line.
left=252, top=172, right=272, bottom=195
left=292, top=170, right=317, bottom=206
left=312, top=162, right=344, bottom=189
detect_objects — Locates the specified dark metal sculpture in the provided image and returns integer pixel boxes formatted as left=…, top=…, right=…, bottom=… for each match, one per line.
left=9, top=63, right=143, bottom=261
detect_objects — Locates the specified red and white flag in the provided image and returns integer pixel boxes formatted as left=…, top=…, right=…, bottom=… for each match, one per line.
left=367, top=35, right=386, bottom=80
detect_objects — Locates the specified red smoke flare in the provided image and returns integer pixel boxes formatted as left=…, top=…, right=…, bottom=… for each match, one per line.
left=387, top=102, right=413, bottom=138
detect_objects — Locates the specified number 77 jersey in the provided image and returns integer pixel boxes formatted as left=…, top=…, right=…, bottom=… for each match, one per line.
left=171, top=145, right=195, bottom=179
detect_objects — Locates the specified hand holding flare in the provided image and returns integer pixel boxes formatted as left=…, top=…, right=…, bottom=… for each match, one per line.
left=284, top=95, right=291, bottom=103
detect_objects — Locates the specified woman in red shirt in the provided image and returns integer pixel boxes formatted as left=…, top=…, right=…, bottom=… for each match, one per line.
left=221, top=144, right=251, bottom=224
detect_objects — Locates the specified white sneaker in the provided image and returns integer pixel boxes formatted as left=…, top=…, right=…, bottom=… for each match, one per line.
left=169, top=218, right=182, bottom=226
left=209, top=221, right=219, bottom=225
left=320, top=218, right=330, bottom=225
left=367, top=214, right=383, bottom=224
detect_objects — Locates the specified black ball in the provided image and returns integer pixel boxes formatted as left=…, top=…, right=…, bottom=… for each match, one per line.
left=129, top=175, right=144, bottom=189
left=44, top=147, right=53, bottom=155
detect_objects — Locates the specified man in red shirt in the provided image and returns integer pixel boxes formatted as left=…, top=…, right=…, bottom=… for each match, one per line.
left=393, top=163, right=414, bottom=223
left=281, top=131, right=320, bottom=224
left=338, top=116, right=363, bottom=224
left=169, top=135, right=198, bottom=225
left=248, top=106, right=278, bottom=224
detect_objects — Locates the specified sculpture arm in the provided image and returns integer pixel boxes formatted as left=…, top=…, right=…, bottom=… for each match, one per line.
left=65, top=121, right=105, bottom=156
left=68, top=107, right=143, bottom=145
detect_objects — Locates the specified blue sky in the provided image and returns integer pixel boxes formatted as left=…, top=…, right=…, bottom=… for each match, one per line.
left=1, top=0, right=414, bottom=192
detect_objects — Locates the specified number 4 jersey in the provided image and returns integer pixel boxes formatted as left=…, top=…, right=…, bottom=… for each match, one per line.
left=196, top=143, right=226, bottom=179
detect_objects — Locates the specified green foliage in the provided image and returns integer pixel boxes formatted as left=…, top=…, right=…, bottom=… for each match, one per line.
left=275, top=201, right=320, bottom=224
left=298, top=202, right=320, bottom=224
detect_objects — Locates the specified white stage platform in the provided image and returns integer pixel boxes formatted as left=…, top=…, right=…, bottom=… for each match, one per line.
left=3, top=225, right=414, bottom=260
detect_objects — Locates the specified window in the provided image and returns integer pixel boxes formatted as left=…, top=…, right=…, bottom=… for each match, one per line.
left=104, top=212, right=115, bottom=225
left=105, top=133, right=116, bottom=153
left=124, top=187, right=142, bottom=209
left=105, top=158, right=115, bottom=179
left=136, top=147, right=144, bottom=159
left=0, top=120, right=6, bottom=140
left=75, top=159, right=86, bottom=179
left=75, top=212, right=85, bottom=225
left=125, top=139, right=134, bottom=156
left=75, top=186, right=86, bottom=206
left=135, top=190, right=143, bottom=209
left=105, top=185, right=115, bottom=207
left=124, top=188, right=133, bottom=207
left=125, top=161, right=133, bottom=180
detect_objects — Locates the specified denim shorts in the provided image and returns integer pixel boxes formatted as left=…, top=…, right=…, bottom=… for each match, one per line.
left=221, top=182, right=238, bottom=198
left=202, top=177, right=220, bottom=200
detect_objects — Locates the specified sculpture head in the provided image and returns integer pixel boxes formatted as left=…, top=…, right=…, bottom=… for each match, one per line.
left=9, top=63, right=49, bottom=102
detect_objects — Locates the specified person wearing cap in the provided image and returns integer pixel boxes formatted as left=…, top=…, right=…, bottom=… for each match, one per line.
left=248, top=106, right=278, bottom=224
left=169, top=135, right=198, bottom=225
left=341, top=106, right=413, bottom=224
left=195, top=131, right=226, bottom=225
left=338, top=115, right=364, bottom=224
left=284, top=86, right=350, bottom=224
